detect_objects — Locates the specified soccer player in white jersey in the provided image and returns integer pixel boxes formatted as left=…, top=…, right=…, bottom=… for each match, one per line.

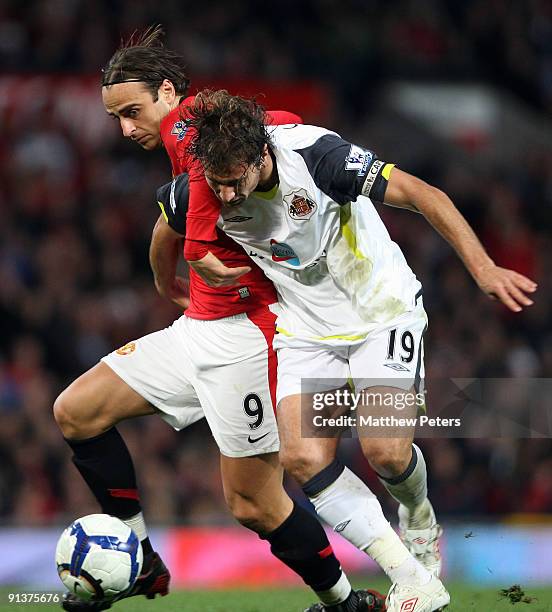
left=186, top=91, right=537, bottom=612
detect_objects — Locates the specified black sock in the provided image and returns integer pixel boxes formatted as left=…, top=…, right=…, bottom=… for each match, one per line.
left=140, top=537, right=153, bottom=556
left=65, top=427, right=151, bottom=551
left=263, top=502, right=342, bottom=592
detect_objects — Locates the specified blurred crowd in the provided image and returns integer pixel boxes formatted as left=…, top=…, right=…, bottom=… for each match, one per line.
left=1, top=0, right=552, bottom=112
left=0, top=0, right=551, bottom=526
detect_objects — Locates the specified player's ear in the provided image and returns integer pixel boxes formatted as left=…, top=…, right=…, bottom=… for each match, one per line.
left=260, top=144, right=269, bottom=166
left=158, top=79, right=176, bottom=104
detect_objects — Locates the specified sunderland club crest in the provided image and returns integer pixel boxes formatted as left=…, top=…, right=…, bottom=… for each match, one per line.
left=285, top=189, right=317, bottom=221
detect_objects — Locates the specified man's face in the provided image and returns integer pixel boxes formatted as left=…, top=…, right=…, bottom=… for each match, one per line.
left=205, top=163, right=262, bottom=208
left=204, top=146, right=271, bottom=207
left=102, top=81, right=171, bottom=150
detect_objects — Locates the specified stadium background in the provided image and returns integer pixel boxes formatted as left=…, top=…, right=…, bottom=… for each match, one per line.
left=0, top=0, right=551, bottom=602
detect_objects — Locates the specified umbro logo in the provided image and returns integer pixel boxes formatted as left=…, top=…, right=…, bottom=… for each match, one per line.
left=334, top=520, right=351, bottom=533
left=384, top=363, right=411, bottom=372
left=247, top=432, right=270, bottom=444
left=400, top=597, right=419, bottom=612
left=224, top=215, right=253, bottom=223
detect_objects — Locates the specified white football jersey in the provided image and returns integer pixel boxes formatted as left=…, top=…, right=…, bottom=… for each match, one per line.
left=217, top=124, right=422, bottom=347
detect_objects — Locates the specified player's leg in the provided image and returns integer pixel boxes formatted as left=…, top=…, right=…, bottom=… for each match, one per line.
left=355, top=386, right=441, bottom=577
left=54, top=365, right=171, bottom=611
left=346, top=309, right=448, bottom=610
left=220, top=452, right=291, bottom=533
left=54, top=322, right=205, bottom=610
left=221, top=454, right=385, bottom=611
left=276, top=345, right=396, bottom=562
left=349, top=302, right=442, bottom=578
left=278, top=391, right=425, bottom=584
left=276, top=345, right=448, bottom=611
left=193, top=310, right=384, bottom=611
left=54, top=361, right=157, bottom=558
left=220, top=453, right=378, bottom=610
left=54, top=361, right=156, bottom=439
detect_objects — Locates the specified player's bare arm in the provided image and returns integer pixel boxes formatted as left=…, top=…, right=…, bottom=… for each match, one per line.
left=383, top=167, right=538, bottom=313
left=149, top=214, right=190, bottom=309
left=187, top=251, right=251, bottom=288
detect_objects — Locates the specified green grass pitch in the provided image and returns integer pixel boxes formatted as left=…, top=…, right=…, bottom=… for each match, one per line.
left=1, top=582, right=551, bottom=612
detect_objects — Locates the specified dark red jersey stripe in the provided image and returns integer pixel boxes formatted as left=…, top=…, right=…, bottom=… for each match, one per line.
left=318, top=544, right=334, bottom=559
left=247, top=306, right=278, bottom=414
left=108, top=488, right=140, bottom=501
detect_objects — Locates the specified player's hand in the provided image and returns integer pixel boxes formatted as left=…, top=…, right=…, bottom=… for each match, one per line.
left=155, top=276, right=190, bottom=309
left=168, top=276, right=191, bottom=309
left=188, top=251, right=251, bottom=287
left=474, top=264, right=537, bottom=312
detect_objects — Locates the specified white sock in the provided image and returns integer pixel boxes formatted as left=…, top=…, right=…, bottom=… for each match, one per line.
left=308, top=466, right=431, bottom=586
left=122, top=512, right=148, bottom=542
left=378, top=444, right=432, bottom=529
left=315, top=571, right=352, bottom=605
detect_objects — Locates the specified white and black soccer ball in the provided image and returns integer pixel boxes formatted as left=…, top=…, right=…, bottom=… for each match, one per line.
left=55, top=514, right=143, bottom=601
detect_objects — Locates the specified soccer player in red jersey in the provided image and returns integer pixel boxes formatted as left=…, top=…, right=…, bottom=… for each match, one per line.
left=53, top=26, right=385, bottom=612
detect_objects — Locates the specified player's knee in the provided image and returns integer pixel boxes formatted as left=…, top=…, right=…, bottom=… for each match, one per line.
left=53, top=386, right=113, bottom=439
left=279, top=446, right=325, bottom=485
left=53, top=389, right=81, bottom=438
left=363, top=442, right=412, bottom=478
left=225, top=491, right=267, bottom=532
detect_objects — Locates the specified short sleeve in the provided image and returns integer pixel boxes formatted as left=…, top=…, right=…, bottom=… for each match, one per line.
left=294, top=134, right=394, bottom=205
left=156, top=173, right=189, bottom=235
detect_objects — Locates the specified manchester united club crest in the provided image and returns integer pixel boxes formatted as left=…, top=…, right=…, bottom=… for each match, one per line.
left=285, top=189, right=317, bottom=221
left=116, top=342, right=136, bottom=356
left=171, top=120, right=188, bottom=141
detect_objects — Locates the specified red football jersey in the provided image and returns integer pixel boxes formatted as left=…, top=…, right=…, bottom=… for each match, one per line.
left=159, top=98, right=301, bottom=320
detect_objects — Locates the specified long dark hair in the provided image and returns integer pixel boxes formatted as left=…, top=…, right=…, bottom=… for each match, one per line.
left=101, top=25, right=190, bottom=100
left=188, top=90, right=270, bottom=175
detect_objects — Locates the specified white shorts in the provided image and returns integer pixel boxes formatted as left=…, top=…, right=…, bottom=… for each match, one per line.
left=102, top=307, right=280, bottom=458
left=276, top=301, right=427, bottom=404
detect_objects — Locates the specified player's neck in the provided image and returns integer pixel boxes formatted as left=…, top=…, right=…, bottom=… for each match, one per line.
left=167, top=96, right=185, bottom=114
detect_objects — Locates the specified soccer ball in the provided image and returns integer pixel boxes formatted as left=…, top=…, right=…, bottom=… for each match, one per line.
left=55, top=514, right=143, bottom=601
